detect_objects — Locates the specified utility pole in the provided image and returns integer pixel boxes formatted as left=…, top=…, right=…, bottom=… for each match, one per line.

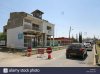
left=69, top=26, right=71, bottom=44
left=69, top=26, right=74, bottom=44
left=76, top=34, right=78, bottom=42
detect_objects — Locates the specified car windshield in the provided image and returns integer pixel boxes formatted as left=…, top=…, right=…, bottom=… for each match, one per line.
left=84, top=43, right=91, bottom=46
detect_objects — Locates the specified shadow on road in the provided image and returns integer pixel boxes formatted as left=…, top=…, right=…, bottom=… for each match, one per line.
left=66, top=55, right=88, bottom=61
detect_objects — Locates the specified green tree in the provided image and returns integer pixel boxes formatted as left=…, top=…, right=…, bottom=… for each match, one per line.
left=79, top=32, right=82, bottom=43
left=72, top=35, right=78, bottom=42
left=0, top=32, right=6, bottom=40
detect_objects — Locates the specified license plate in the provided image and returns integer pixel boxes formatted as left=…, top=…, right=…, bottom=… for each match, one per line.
left=70, top=53, right=76, bottom=55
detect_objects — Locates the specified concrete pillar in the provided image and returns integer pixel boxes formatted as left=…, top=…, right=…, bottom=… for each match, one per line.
left=36, top=36, right=38, bottom=46
left=41, top=34, right=44, bottom=47
left=36, top=35, right=39, bottom=47
left=44, top=34, right=47, bottom=46
left=53, top=35, right=54, bottom=46
left=50, top=36, right=51, bottom=46
left=34, top=37, right=35, bottom=47
left=38, top=36, right=40, bottom=46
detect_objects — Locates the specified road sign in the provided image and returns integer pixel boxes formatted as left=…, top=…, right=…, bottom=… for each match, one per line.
left=46, top=47, right=52, bottom=54
left=18, top=33, right=23, bottom=39
left=37, top=48, right=45, bottom=54
left=37, top=48, right=45, bottom=58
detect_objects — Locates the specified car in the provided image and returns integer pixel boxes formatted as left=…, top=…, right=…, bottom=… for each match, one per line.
left=84, top=42, right=92, bottom=51
left=66, top=43, right=87, bottom=59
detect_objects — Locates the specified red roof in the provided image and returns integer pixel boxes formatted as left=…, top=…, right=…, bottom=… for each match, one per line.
left=48, top=37, right=72, bottom=40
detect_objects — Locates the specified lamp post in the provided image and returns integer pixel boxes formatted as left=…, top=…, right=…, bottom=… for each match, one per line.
left=69, top=26, right=73, bottom=44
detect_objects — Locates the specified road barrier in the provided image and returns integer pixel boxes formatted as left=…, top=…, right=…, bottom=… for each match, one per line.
left=37, top=48, right=45, bottom=58
left=46, top=47, right=52, bottom=59
left=27, top=47, right=32, bottom=57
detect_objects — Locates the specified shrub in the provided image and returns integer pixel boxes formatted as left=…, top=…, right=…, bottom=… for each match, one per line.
left=96, top=41, right=100, bottom=47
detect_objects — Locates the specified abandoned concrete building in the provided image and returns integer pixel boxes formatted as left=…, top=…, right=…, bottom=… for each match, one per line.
left=3, top=9, right=55, bottom=49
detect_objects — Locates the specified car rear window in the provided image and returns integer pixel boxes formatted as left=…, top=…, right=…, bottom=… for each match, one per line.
left=68, top=44, right=82, bottom=49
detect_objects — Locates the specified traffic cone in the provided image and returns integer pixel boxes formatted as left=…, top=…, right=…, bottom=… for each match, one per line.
left=28, top=52, right=31, bottom=57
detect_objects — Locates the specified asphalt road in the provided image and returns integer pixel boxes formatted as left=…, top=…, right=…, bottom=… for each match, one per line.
left=0, top=45, right=97, bottom=67
left=39, top=46, right=96, bottom=67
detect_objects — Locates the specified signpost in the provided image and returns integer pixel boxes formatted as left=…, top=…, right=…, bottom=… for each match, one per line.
left=18, top=33, right=23, bottom=40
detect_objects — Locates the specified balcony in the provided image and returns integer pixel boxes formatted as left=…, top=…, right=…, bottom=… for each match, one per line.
left=47, top=30, right=52, bottom=35
left=24, top=24, right=41, bottom=32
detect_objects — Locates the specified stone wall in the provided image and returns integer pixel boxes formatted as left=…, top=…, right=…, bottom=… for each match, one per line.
left=4, top=12, right=27, bottom=30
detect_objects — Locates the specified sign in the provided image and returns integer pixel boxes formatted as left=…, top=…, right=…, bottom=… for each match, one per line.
left=46, top=47, right=52, bottom=54
left=18, top=33, right=23, bottom=39
left=37, top=49, right=45, bottom=54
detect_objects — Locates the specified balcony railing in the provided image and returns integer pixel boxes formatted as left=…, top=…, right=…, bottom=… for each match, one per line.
left=47, top=30, right=52, bottom=35
left=24, top=24, right=32, bottom=29
left=24, top=24, right=41, bottom=31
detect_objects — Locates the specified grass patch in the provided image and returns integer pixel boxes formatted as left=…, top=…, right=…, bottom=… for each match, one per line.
left=96, top=45, right=100, bottom=55
left=96, top=45, right=100, bottom=63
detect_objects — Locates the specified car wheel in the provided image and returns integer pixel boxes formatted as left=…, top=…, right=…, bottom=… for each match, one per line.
left=81, top=54, right=84, bottom=59
left=85, top=52, right=87, bottom=56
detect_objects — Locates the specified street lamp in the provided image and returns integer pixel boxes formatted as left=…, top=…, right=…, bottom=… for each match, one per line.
left=69, top=26, right=73, bottom=44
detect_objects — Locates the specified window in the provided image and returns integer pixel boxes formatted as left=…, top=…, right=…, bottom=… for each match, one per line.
left=47, top=26, right=51, bottom=30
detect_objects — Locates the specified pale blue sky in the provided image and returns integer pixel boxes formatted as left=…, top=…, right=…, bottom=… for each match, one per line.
left=0, top=0, right=100, bottom=38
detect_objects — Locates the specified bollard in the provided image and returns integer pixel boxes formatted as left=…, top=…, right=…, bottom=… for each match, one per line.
left=27, top=46, right=32, bottom=57
left=48, top=53, right=51, bottom=59
left=46, top=47, right=52, bottom=59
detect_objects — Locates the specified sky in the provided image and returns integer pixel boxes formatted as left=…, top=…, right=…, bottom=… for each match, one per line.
left=0, top=0, right=100, bottom=38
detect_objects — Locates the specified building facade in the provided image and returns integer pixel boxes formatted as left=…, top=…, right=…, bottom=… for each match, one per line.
left=4, top=10, right=55, bottom=49
left=48, top=37, right=72, bottom=46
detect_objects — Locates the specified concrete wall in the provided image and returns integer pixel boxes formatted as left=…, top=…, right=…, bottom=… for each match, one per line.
left=26, top=14, right=43, bottom=25
left=42, top=21, right=54, bottom=36
left=7, top=26, right=24, bottom=49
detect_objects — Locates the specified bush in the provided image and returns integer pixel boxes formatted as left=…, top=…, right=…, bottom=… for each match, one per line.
left=96, top=41, right=100, bottom=47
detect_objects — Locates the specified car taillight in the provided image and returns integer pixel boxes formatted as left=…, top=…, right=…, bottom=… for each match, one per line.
left=80, top=48, right=84, bottom=52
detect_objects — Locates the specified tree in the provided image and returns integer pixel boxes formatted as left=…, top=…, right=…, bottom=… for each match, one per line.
left=72, top=35, right=78, bottom=42
left=79, top=32, right=82, bottom=43
left=0, top=32, right=6, bottom=40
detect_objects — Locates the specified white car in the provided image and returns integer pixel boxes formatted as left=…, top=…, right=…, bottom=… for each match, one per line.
left=84, top=43, right=92, bottom=51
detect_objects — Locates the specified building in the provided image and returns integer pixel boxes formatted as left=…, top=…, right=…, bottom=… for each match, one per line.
left=3, top=9, right=55, bottom=49
left=48, top=37, right=72, bottom=46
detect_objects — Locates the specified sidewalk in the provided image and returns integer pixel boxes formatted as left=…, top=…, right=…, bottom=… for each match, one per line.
left=0, top=49, right=66, bottom=67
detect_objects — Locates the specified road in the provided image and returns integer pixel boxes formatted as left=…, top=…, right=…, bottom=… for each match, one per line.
left=0, top=45, right=97, bottom=67
left=39, top=46, right=95, bottom=67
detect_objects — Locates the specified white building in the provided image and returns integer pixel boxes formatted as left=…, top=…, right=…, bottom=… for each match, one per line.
left=4, top=10, right=55, bottom=49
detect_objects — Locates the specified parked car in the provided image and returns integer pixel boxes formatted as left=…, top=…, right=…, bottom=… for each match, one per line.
left=66, top=43, right=87, bottom=59
left=84, top=42, right=92, bottom=51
